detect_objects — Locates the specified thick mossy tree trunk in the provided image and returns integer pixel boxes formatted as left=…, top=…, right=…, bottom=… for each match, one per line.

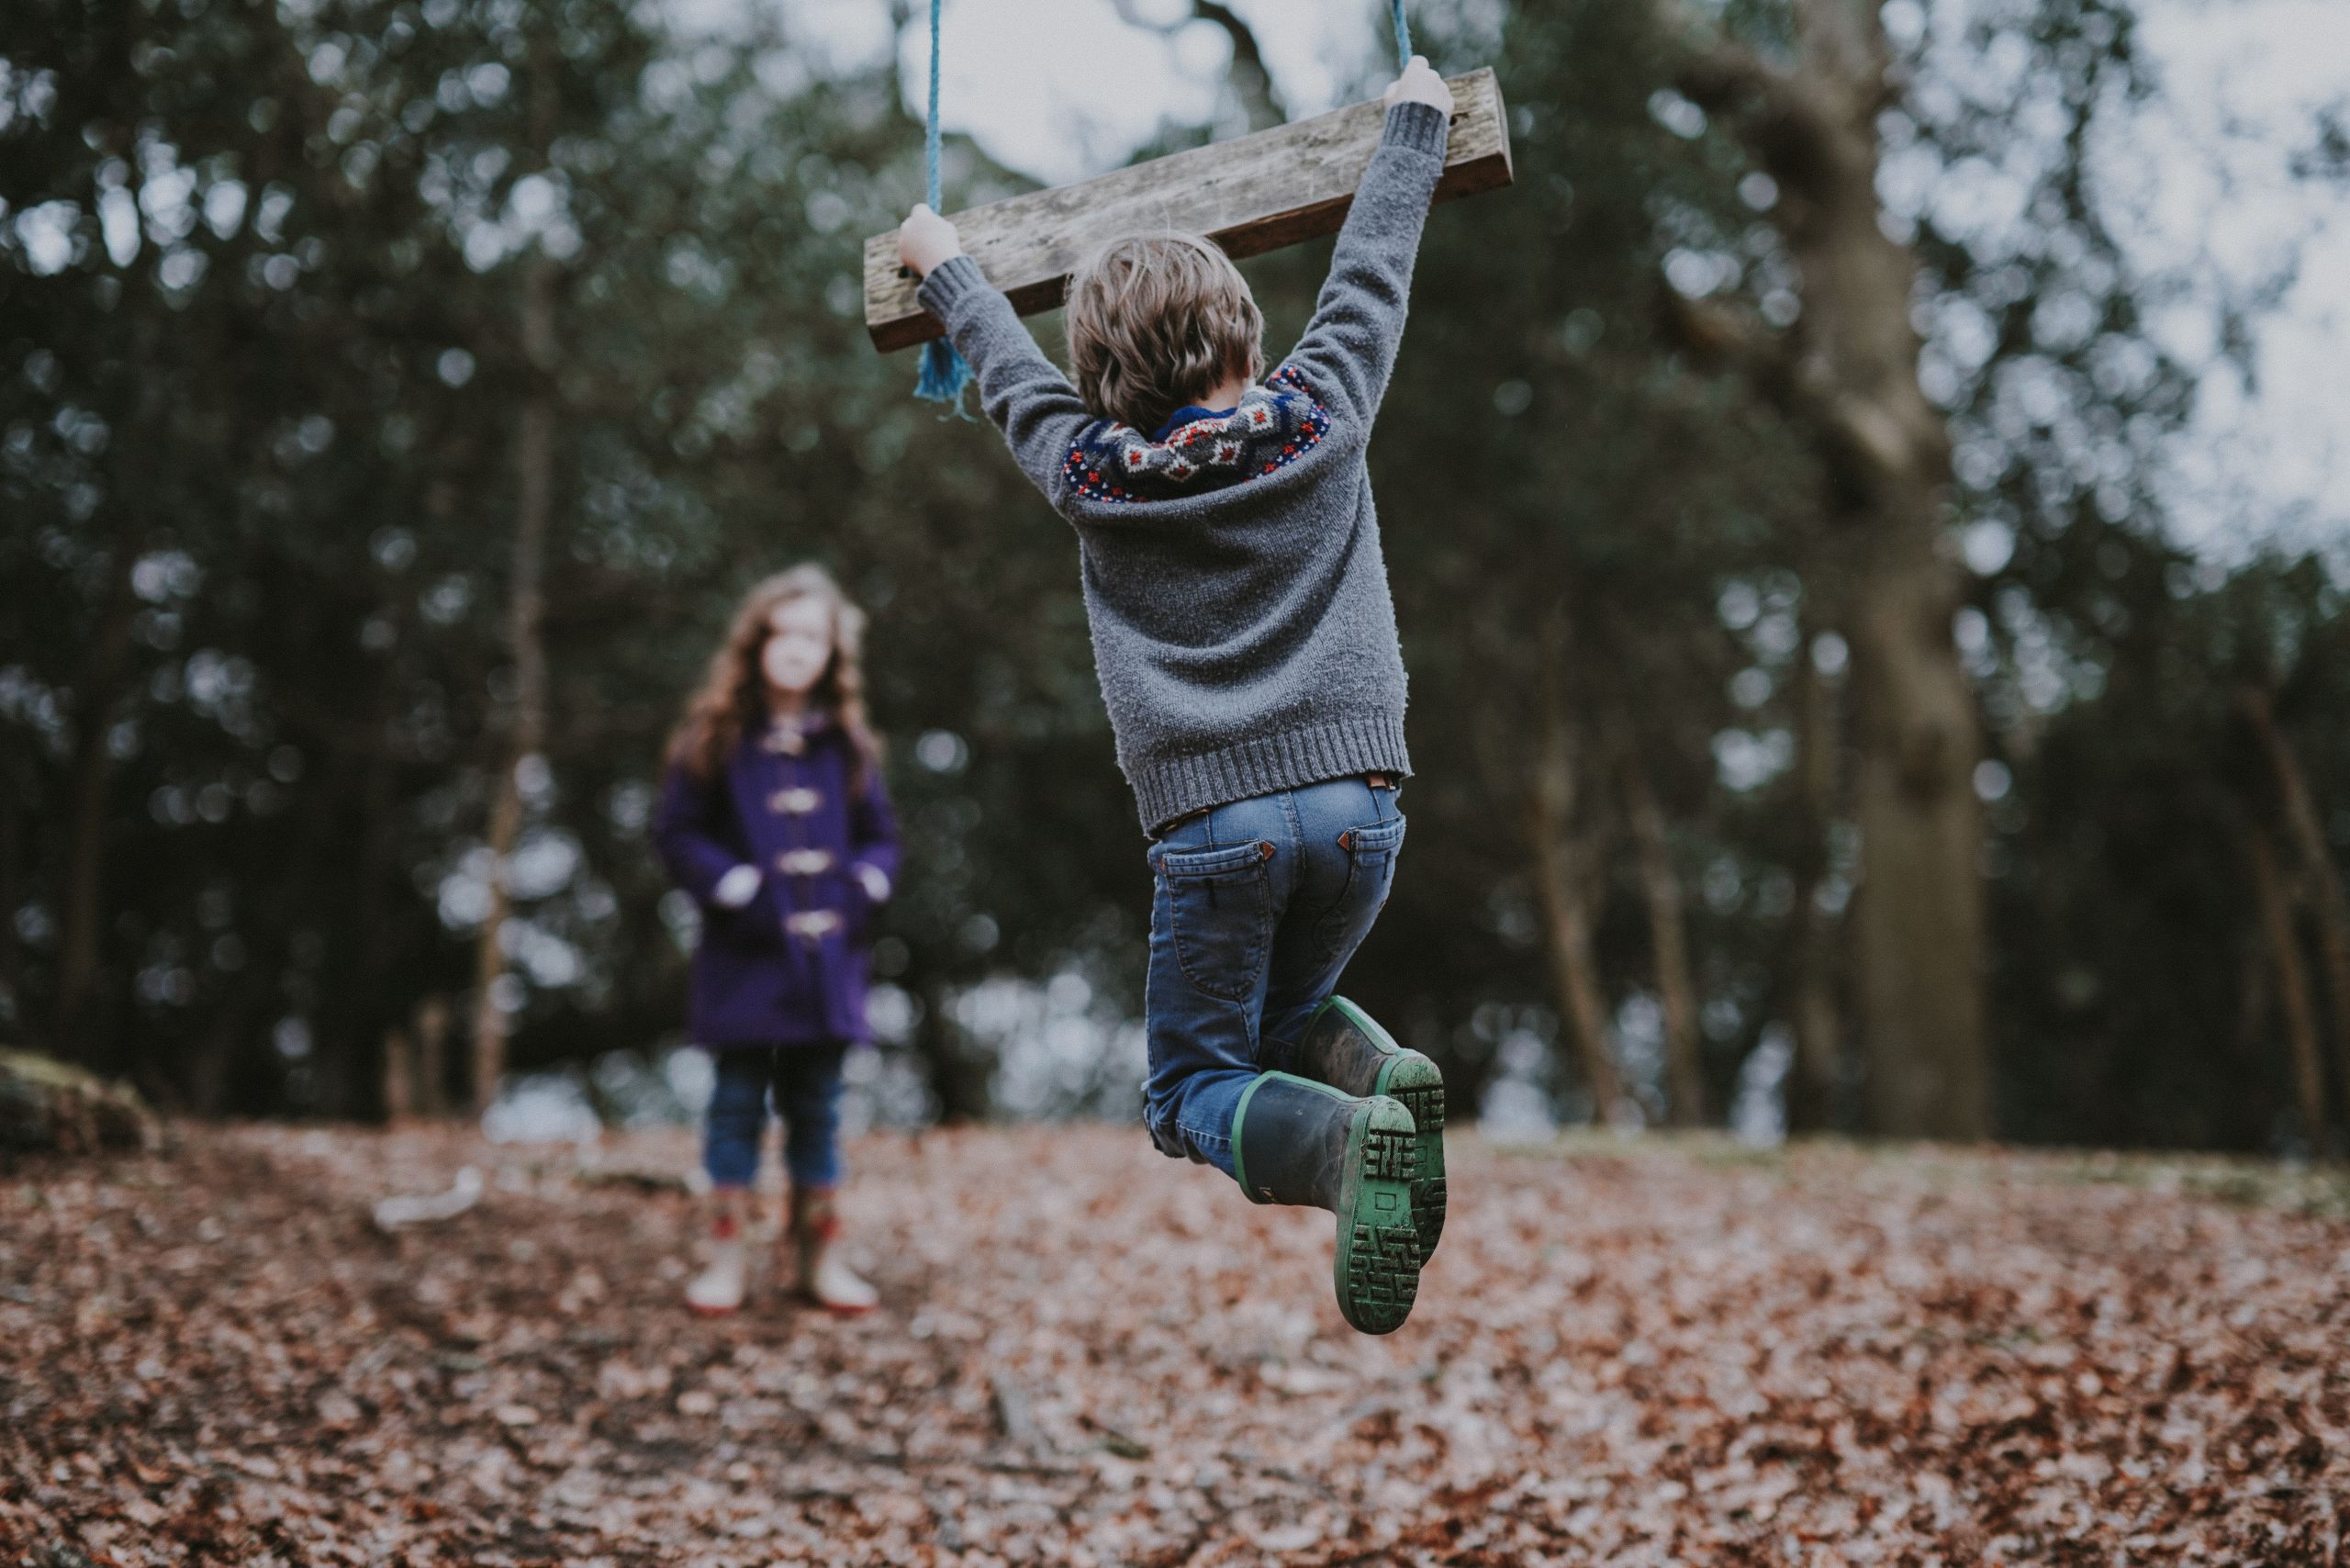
left=1674, top=0, right=1988, bottom=1138
left=1845, top=548, right=1986, bottom=1139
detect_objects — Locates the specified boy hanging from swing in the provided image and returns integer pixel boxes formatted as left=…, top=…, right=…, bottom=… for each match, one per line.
left=898, top=57, right=1456, bottom=1334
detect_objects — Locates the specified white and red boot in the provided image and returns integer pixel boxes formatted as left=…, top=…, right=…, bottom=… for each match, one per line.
left=685, top=1191, right=751, bottom=1316
left=789, top=1187, right=878, bottom=1315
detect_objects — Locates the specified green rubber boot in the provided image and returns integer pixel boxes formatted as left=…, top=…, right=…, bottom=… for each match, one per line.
left=1289, top=997, right=1448, bottom=1257
left=1232, top=1072, right=1421, bottom=1335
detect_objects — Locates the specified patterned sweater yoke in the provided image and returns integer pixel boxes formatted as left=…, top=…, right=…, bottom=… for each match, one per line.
left=1063, top=365, right=1334, bottom=506
left=916, top=101, right=1451, bottom=831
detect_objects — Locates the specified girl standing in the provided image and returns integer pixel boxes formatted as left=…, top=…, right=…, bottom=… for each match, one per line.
left=654, top=565, right=901, bottom=1316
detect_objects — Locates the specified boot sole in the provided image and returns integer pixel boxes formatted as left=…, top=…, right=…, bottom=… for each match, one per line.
left=1373, top=1053, right=1447, bottom=1258
left=1333, top=1095, right=1421, bottom=1335
left=1325, top=997, right=1449, bottom=1261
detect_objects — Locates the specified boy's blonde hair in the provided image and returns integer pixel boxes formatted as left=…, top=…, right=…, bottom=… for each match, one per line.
left=1065, top=234, right=1265, bottom=435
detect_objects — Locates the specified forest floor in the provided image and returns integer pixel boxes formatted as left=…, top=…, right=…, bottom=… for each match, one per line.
left=5, top=1122, right=2349, bottom=1567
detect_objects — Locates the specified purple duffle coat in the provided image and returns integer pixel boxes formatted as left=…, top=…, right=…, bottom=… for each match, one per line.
left=652, top=715, right=901, bottom=1047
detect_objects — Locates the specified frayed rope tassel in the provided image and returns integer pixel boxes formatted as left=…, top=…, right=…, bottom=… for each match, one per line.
left=914, top=337, right=972, bottom=413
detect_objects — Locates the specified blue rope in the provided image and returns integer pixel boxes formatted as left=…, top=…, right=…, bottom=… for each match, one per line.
left=912, top=0, right=973, bottom=409
left=1390, top=0, right=1412, bottom=68
left=925, top=0, right=943, bottom=203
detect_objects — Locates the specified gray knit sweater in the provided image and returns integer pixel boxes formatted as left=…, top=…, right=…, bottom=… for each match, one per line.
left=917, top=100, right=1450, bottom=832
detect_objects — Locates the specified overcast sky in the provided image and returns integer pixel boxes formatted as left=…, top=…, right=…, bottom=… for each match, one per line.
left=736, top=0, right=2346, bottom=559
left=2115, top=0, right=2349, bottom=558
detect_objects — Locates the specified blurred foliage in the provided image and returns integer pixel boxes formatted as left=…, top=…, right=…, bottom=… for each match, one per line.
left=2, top=0, right=2346, bottom=1154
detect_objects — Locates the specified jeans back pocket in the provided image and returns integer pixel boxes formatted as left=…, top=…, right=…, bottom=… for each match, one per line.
left=1315, top=812, right=1406, bottom=965
left=1338, top=816, right=1405, bottom=858
left=1156, top=838, right=1276, bottom=1002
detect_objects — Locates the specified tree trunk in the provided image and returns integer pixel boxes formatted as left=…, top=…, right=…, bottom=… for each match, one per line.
left=350, top=670, right=403, bottom=1120
left=2244, top=823, right=2331, bottom=1154
left=1846, top=555, right=1987, bottom=1139
left=1521, top=698, right=1628, bottom=1125
left=914, top=978, right=992, bottom=1125
left=1620, top=750, right=1707, bottom=1126
left=1676, top=0, right=1988, bottom=1138
left=56, top=538, right=144, bottom=1064
left=468, top=273, right=554, bottom=1112
left=2241, top=686, right=2350, bottom=1126
left=2232, top=936, right=2268, bottom=1066
left=0, top=764, right=22, bottom=1019
left=382, top=1025, right=415, bottom=1123
left=1785, top=625, right=1846, bottom=1132
left=2229, top=935, right=2271, bottom=1152
left=469, top=55, right=561, bottom=1115
left=185, top=990, right=251, bottom=1117
left=414, top=995, right=451, bottom=1117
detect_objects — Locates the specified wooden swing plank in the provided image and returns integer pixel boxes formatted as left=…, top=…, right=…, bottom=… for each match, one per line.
left=862, top=68, right=1512, bottom=353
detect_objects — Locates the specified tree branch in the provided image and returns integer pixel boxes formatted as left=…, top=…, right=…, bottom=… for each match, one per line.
left=1657, top=288, right=1796, bottom=397
left=1109, top=0, right=1288, bottom=131
left=1673, top=36, right=1844, bottom=191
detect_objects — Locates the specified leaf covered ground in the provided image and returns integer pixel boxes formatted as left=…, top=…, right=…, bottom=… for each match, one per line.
left=4, top=1123, right=2347, bottom=1566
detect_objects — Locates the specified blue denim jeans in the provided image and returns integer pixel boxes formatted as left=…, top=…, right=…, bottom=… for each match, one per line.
left=1143, top=776, right=1406, bottom=1175
left=702, top=1042, right=849, bottom=1190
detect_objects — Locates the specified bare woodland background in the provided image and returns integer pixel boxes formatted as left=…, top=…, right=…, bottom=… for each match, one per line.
left=6, top=0, right=2350, bottom=1156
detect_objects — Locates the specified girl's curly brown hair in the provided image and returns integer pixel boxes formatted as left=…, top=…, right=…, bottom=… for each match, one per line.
left=666, top=565, right=881, bottom=793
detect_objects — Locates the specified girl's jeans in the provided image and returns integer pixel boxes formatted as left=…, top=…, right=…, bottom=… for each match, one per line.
left=1143, top=776, right=1406, bottom=1176
left=702, top=1042, right=849, bottom=1190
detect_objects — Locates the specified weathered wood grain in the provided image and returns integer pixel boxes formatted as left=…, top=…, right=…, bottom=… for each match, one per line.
left=863, top=68, right=1513, bottom=353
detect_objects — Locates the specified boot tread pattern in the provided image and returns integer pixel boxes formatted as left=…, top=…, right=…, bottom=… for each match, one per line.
left=1345, top=1223, right=1421, bottom=1331
left=1360, top=1126, right=1417, bottom=1182
left=1390, top=1081, right=1444, bottom=1133
left=1384, top=1076, right=1447, bottom=1255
